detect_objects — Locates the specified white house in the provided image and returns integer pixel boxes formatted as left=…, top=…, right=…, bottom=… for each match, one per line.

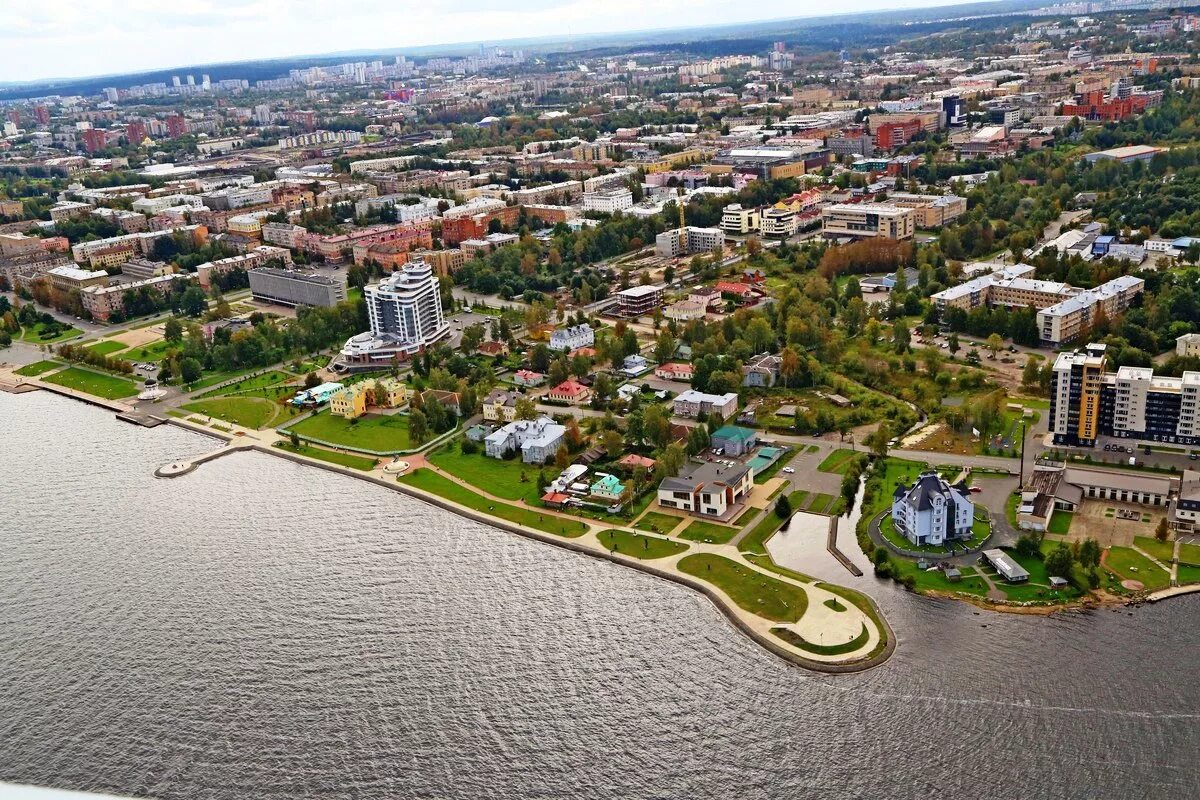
left=484, top=416, right=566, bottom=463
left=673, top=389, right=738, bottom=421
left=549, top=323, right=594, bottom=352
left=891, top=472, right=975, bottom=547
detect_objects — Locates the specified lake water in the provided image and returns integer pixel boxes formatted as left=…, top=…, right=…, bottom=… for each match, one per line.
left=1, top=391, right=1198, bottom=799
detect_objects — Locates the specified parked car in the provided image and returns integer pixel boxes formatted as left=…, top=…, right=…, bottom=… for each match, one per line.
left=782, top=467, right=795, bottom=474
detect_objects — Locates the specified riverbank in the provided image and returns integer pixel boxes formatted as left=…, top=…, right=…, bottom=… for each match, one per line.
left=1, top=374, right=894, bottom=674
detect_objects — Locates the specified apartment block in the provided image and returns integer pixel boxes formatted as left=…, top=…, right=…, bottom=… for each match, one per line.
left=820, top=204, right=914, bottom=240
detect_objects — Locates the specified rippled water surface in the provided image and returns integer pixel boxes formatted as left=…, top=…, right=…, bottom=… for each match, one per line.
left=1, top=392, right=1198, bottom=799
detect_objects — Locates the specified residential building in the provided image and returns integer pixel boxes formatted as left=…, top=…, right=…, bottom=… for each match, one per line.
left=341, top=260, right=449, bottom=365
left=891, top=471, right=975, bottom=547
left=673, top=389, right=738, bottom=420
left=549, top=324, right=594, bottom=352
left=81, top=274, right=183, bottom=322
left=512, top=369, right=545, bottom=388
left=657, top=459, right=753, bottom=520
left=616, top=284, right=665, bottom=317
left=887, top=193, right=967, bottom=228
left=590, top=474, right=626, bottom=501
left=482, top=389, right=523, bottom=422
left=655, top=363, right=694, bottom=381
left=547, top=378, right=591, bottom=405
left=664, top=300, right=706, bottom=321
left=484, top=416, right=566, bottom=463
left=197, top=246, right=291, bottom=289
left=654, top=226, right=725, bottom=258
left=1036, top=275, right=1145, bottom=346
left=249, top=268, right=346, bottom=308
left=821, top=204, right=914, bottom=241
left=1049, top=344, right=1109, bottom=447
left=582, top=189, right=634, bottom=213
left=710, top=425, right=758, bottom=456
left=45, top=265, right=110, bottom=293
left=742, top=353, right=783, bottom=387
left=1177, top=333, right=1200, bottom=358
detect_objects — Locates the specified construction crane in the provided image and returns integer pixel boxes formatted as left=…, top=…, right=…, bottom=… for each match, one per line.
left=677, top=188, right=687, bottom=251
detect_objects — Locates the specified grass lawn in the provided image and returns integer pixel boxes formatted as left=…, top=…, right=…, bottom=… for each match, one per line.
left=1048, top=511, right=1075, bottom=535
left=197, top=370, right=293, bottom=398
left=182, top=397, right=288, bottom=430
left=817, top=448, right=860, bottom=475
left=597, top=529, right=688, bottom=560
left=14, top=360, right=61, bottom=376
left=1180, top=542, right=1200, bottom=565
left=272, top=441, right=378, bottom=471
left=399, top=468, right=587, bottom=538
left=85, top=340, right=127, bottom=356
left=426, top=444, right=544, bottom=502
left=805, top=492, right=839, bottom=514
left=1177, top=564, right=1200, bottom=585
left=739, top=512, right=787, bottom=555
left=678, top=519, right=739, bottom=544
left=1105, top=546, right=1171, bottom=592
left=634, top=511, right=684, bottom=535
left=1134, top=536, right=1174, bottom=564
left=43, top=366, right=138, bottom=399
left=20, top=321, right=81, bottom=344
left=891, top=556, right=991, bottom=597
left=181, top=367, right=258, bottom=392
left=122, top=339, right=176, bottom=362
left=745, top=554, right=813, bottom=583
left=677, top=554, right=808, bottom=623
left=773, top=623, right=869, bottom=656
left=817, top=582, right=888, bottom=657
left=289, top=410, right=414, bottom=453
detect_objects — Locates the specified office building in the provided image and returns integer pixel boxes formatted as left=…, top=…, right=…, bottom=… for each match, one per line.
left=720, top=204, right=761, bottom=235
left=821, top=204, right=914, bottom=240
left=549, top=324, right=594, bottom=352
left=248, top=267, right=345, bottom=308
left=581, top=189, right=634, bottom=213
left=340, top=260, right=448, bottom=365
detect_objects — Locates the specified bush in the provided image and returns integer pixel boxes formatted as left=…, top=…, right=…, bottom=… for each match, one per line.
left=460, top=438, right=479, bottom=455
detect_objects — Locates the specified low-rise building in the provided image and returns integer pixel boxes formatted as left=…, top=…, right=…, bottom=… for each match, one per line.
left=710, top=425, right=758, bottom=456
left=673, top=389, right=738, bottom=420
left=891, top=471, right=975, bottom=547
left=482, top=389, right=523, bottom=422
left=616, top=284, right=665, bottom=317
left=657, top=459, right=753, bottom=520
left=655, top=362, right=694, bottom=381
left=484, top=416, right=566, bottom=463
left=821, top=204, right=915, bottom=241
left=549, top=324, right=594, bottom=352
left=720, top=204, right=761, bottom=235
left=248, top=267, right=346, bottom=308
left=742, top=353, right=783, bottom=387
left=547, top=378, right=591, bottom=405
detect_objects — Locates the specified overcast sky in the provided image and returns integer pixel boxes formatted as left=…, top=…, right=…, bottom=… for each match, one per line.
left=1, top=0, right=967, bottom=83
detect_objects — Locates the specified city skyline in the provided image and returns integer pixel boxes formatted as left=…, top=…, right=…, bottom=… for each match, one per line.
left=1, top=0, right=986, bottom=84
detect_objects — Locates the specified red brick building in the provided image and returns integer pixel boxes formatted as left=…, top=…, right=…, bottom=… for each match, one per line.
left=1061, top=90, right=1156, bottom=122
left=165, top=114, right=188, bottom=138
left=441, top=205, right=520, bottom=245
left=873, top=119, right=923, bottom=151
left=81, top=128, right=110, bottom=153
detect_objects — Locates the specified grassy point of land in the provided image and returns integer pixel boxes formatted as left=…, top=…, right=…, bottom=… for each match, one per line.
left=1105, top=546, right=1171, bottom=592
left=677, top=553, right=808, bottom=622
left=817, top=448, right=861, bottom=475
left=42, top=366, right=139, bottom=399
left=399, top=468, right=587, bottom=538
left=13, top=360, right=61, bottom=377
left=182, top=397, right=295, bottom=430
left=597, top=529, right=689, bottom=560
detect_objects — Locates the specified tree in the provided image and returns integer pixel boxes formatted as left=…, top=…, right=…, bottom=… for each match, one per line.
left=864, top=423, right=891, bottom=459
left=985, top=333, right=1004, bottom=359
left=775, top=493, right=792, bottom=519
left=163, top=317, right=183, bottom=342
left=892, top=320, right=910, bottom=354
left=601, top=429, right=623, bottom=457
left=289, top=430, right=300, bottom=448
left=409, top=410, right=429, bottom=444
left=1022, top=357, right=1042, bottom=388
left=180, top=285, right=208, bottom=317
left=514, top=396, right=538, bottom=420
left=947, top=332, right=960, bottom=357
left=1045, top=544, right=1075, bottom=581
left=180, top=357, right=203, bottom=384
left=460, top=323, right=485, bottom=353
left=304, top=372, right=321, bottom=389
left=1155, top=517, right=1170, bottom=542
left=530, top=343, right=551, bottom=374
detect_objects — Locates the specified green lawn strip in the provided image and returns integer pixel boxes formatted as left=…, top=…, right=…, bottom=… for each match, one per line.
left=752, top=447, right=800, bottom=484
left=42, top=366, right=138, bottom=399
left=196, top=370, right=293, bottom=398
left=20, top=322, right=82, bottom=344
left=13, top=360, right=62, bottom=376
left=772, top=623, right=869, bottom=656
left=824, top=598, right=847, bottom=611
left=805, top=444, right=820, bottom=453
left=597, top=529, right=689, bottom=560
left=677, top=554, right=808, bottom=622
left=425, top=444, right=545, bottom=502
left=182, top=367, right=259, bottom=392
left=181, top=397, right=279, bottom=429
left=399, top=468, right=587, bottom=538
left=1179, top=542, right=1200, bottom=566
left=816, top=582, right=889, bottom=656
left=273, top=441, right=378, bottom=471
left=891, top=555, right=991, bottom=596
left=678, top=519, right=739, bottom=544
left=738, top=511, right=789, bottom=555
left=634, top=511, right=684, bottom=534
left=745, top=554, right=814, bottom=583
left=289, top=410, right=414, bottom=453
left=1105, top=546, right=1172, bottom=591
left=817, top=448, right=859, bottom=474
left=1177, top=564, right=1200, bottom=585
left=85, top=340, right=127, bottom=356
left=732, top=507, right=759, bottom=527
left=1133, top=536, right=1175, bottom=564
left=806, top=492, right=837, bottom=513
left=122, top=339, right=176, bottom=362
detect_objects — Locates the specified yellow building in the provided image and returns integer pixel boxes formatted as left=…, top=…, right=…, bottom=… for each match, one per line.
left=330, top=382, right=371, bottom=419
left=374, top=377, right=409, bottom=408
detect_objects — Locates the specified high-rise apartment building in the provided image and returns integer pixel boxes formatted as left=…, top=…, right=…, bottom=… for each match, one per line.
left=340, top=260, right=449, bottom=365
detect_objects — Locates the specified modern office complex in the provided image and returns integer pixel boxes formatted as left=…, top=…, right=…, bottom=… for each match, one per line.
left=339, top=259, right=449, bottom=365
left=1050, top=342, right=1200, bottom=447
left=820, top=204, right=914, bottom=240
left=248, top=267, right=346, bottom=308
